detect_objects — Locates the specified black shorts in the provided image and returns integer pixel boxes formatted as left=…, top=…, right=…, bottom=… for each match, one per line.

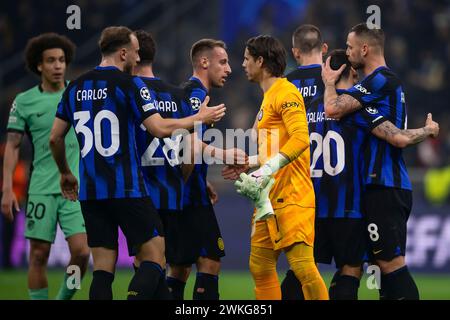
left=160, top=205, right=225, bottom=265
left=314, top=218, right=367, bottom=268
left=80, top=197, right=164, bottom=256
left=362, top=186, right=412, bottom=261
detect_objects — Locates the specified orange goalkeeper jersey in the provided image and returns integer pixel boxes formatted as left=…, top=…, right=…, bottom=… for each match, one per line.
left=257, top=77, right=315, bottom=210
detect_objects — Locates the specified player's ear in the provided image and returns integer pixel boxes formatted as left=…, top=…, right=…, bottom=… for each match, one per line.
left=119, top=48, right=127, bottom=62
left=201, top=57, right=209, bottom=69
left=291, top=48, right=299, bottom=60
left=256, top=56, right=264, bottom=67
left=37, top=63, right=42, bottom=73
left=361, top=44, right=369, bottom=57
left=322, top=43, right=329, bottom=57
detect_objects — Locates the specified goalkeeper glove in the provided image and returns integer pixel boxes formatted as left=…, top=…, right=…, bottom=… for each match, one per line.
left=235, top=173, right=275, bottom=221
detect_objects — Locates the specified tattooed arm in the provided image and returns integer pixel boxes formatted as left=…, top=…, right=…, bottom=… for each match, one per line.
left=324, top=86, right=362, bottom=119
left=321, top=57, right=363, bottom=119
left=372, top=113, right=439, bottom=148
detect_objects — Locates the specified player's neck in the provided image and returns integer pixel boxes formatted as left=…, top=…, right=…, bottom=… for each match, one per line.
left=40, top=79, right=65, bottom=93
left=192, top=71, right=210, bottom=92
left=336, top=78, right=354, bottom=90
left=134, top=65, right=154, bottom=78
left=259, top=72, right=279, bottom=93
left=99, top=56, right=124, bottom=72
left=363, top=56, right=387, bottom=76
left=298, top=54, right=322, bottom=66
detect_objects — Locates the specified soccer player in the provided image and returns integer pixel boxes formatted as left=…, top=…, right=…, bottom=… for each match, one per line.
left=1, top=33, right=90, bottom=300
left=280, top=24, right=327, bottom=300
left=237, top=35, right=329, bottom=300
left=162, top=38, right=232, bottom=300
left=322, top=23, right=440, bottom=300
left=286, top=48, right=440, bottom=300
left=49, top=26, right=225, bottom=300
left=131, top=30, right=195, bottom=300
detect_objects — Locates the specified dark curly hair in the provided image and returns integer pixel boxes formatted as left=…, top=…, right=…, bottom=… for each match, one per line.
left=25, top=33, right=76, bottom=76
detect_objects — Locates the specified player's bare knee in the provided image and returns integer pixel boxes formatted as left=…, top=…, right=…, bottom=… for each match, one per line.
left=30, top=248, right=50, bottom=267
left=197, top=257, right=220, bottom=275
left=377, top=256, right=406, bottom=274
left=168, top=264, right=191, bottom=282
left=137, top=236, right=166, bottom=267
left=341, top=265, right=363, bottom=279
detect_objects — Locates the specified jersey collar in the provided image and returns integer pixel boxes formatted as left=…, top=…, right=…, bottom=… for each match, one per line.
left=38, top=80, right=69, bottom=93
left=95, top=65, right=120, bottom=71
left=297, top=64, right=322, bottom=70
left=189, top=76, right=208, bottom=93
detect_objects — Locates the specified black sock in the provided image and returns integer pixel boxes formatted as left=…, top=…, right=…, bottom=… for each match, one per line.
left=382, top=266, right=419, bottom=300
left=127, top=261, right=163, bottom=300
left=166, top=276, right=186, bottom=300
left=281, top=269, right=304, bottom=300
left=193, top=272, right=219, bottom=300
left=154, top=270, right=172, bottom=300
left=90, top=270, right=114, bottom=300
left=328, top=270, right=341, bottom=299
left=330, top=275, right=360, bottom=300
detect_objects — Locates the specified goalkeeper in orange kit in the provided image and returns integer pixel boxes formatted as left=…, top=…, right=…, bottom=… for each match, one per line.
left=223, top=35, right=328, bottom=300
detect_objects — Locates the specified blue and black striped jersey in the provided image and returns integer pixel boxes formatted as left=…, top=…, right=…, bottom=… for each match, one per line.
left=286, top=64, right=324, bottom=107
left=180, top=76, right=210, bottom=207
left=307, top=90, right=366, bottom=219
left=135, top=77, right=193, bottom=211
left=342, top=66, right=412, bottom=191
left=56, top=66, right=158, bottom=200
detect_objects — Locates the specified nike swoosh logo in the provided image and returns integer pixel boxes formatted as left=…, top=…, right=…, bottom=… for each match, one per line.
left=373, top=249, right=383, bottom=255
left=36, top=113, right=45, bottom=117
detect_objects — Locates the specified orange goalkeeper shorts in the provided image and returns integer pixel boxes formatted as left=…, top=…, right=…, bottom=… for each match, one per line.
left=250, top=204, right=315, bottom=251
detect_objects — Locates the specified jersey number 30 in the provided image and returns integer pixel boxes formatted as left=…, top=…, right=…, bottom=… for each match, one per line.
left=309, top=131, right=345, bottom=177
left=74, top=110, right=120, bottom=158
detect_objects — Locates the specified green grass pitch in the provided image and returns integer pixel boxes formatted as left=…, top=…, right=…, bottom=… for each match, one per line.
left=0, top=269, right=449, bottom=300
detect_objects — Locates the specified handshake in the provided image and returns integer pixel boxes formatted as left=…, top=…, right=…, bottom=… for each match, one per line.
left=223, top=153, right=289, bottom=222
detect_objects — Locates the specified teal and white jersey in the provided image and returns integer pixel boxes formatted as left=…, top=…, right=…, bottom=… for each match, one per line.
left=7, top=84, right=79, bottom=195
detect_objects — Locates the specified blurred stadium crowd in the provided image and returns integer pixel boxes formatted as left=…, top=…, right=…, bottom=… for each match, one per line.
left=1, top=0, right=449, bottom=166
left=0, top=1, right=449, bottom=269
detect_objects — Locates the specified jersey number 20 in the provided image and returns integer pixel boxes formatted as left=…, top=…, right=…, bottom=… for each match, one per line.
left=309, top=130, right=345, bottom=177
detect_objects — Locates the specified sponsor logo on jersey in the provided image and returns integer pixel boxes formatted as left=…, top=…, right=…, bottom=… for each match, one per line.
left=281, top=101, right=301, bottom=109
left=354, top=84, right=371, bottom=95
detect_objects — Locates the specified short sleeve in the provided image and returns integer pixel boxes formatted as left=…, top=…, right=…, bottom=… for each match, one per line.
left=186, top=88, right=207, bottom=115
left=7, top=99, right=26, bottom=132
left=55, top=90, right=71, bottom=123
left=129, top=76, right=159, bottom=122
left=341, top=106, right=388, bottom=131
